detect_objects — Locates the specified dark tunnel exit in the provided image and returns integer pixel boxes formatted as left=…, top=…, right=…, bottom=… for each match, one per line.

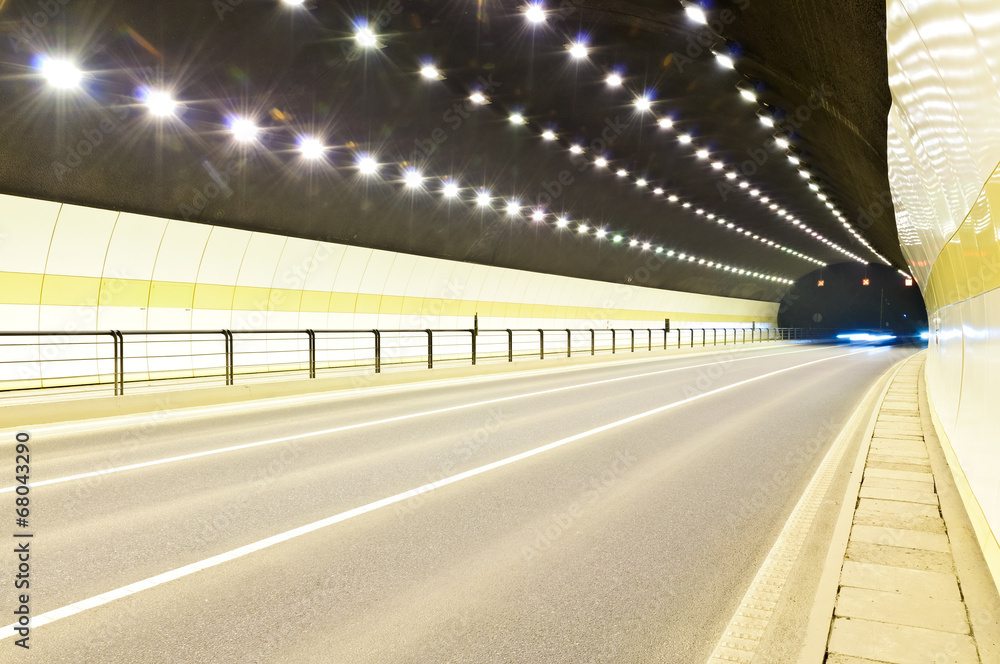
left=777, top=263, right=928, bottom=341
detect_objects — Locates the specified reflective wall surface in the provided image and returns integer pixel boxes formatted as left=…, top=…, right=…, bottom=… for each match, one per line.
left=888, top=0, right=1000, bottom=578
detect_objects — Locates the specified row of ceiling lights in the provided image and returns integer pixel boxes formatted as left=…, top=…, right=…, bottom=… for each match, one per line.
left=29, top=55, right=794, bottom=286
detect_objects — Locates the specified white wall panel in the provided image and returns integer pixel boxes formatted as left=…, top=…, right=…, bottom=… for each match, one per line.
left=151, top=221, right=212, bottom=284
left=196, top=227, right=251, bottom=286
left=45, top=206, right=118, bottom=277
left=0, top=195, right=60, bottom=274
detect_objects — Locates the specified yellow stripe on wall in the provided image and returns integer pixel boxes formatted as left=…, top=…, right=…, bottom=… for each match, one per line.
left=1, top=271, right=776, bottom=325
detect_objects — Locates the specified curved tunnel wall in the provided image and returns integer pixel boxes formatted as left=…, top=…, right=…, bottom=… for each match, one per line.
left=887, top=0, right=1000, bottom=583
left=0, top=192, right=778, bottom=387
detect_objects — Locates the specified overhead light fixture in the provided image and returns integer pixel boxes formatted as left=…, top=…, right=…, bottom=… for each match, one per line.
left=509, top=113, right=526, bottom=125
left=469, top=92, right=488, bottom=105
left=139, top=87, right=178, bottom=117
left=788, top=155, right=801, bottom=165
left=725, top=172, right=737, bottom=179
left=476, top=190, right=491, bottom=206
left=569, top=144, right=584, bottom=154
left=38, top=56, right=83, bottom=89
left=354, top=25, right=379, bottom=48
left=524, top=2, right=546, bottom=23
left=616, top=168, right=628, bottom=177
left=606, top=73, right=623, bottom=87
left=613, top=234, right=623, bottom=243
left=556, top=216, right=570, bottom=228
left=594, top=157, right=608, bottom=168
left=711, top=161, right=724, bottom=170
left=229, top=116, right=260, bottom=143
left=596, top=227, right=607, bottom=238
left=442, top=181, right=460, bottom=198
left=636, top=178, right=648, bottom=187
left=532, top=209, right=546, bottom=221
left=681, top=1, right=708, bottom=24
left=653, top=188, right=664, bottom=195
left=678, top=134, right=692, bottom=144
left=568, top=41, right=589, bottom=59
left=578, top=223, right=589, bottom=233
left=736, top=81, right=757, bottom=102
left=668, top=195, right=679, bottom=202
left=634, top=96, right=652, bottom=112
left=357, top=154, right=379, bottom=175
left=758, top=112, right=775, bottom=128
left=696, top=149, right=709, bottom=159
left=420, top=64, right=442, bottom=80
left=629, top=239, right=639, bottom=247
left=542, top=130, right=557, bottom=141
left=658, top=117, right=674, bottom=129
left=713, top=50, right=736, bottom=69
left=774, top=135, right=790, bottom=150
left=403, top=168, right=424, bottom=188
left=506, top=200, right=521, bottom=215
left=298, top=136, right=325, bottom=160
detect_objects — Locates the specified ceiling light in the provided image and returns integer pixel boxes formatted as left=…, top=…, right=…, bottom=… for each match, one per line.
left=658, top=117, right=673, bottom=129
left=739, top=181, right=749, bottom=189
left=542, top=130, right=557, bottom=141
left=696, top=149, right=709, bottom=159
left=682, top=202, right=692, bottom=208
left=714, top=52, right=736, bottom=69
left=668, top=195, right=679, bottom=202
left=596, top=227, right=607, bottom=238
left=775, top=136, right=790, bottom=149
left=298, top=136, right=325, bottom=160
left=629, top=239, right=639, bottom=247
left=419, top=64, right=443, bottom=81
left=39, top=57, right=83, bottom=89
left=616, top=169, right=628, bottom=177
left=469, top=92, right=488, bottom=105
left=656, top=247, right=663, bottom=253
left=643, top=242, right=651, bottom=250
left=653, top=188, right=664, bottom=195
left=799, top=169, right=811, bottom=178
left=750, top=189, right=760, bottom=197
left=634, top=96, right=652, bottom=112
left=442, top=181, right=460, bottom=198
left=594, top=157, right=608, bottom=168
left=711, top=161, right=724, bottom=170
left=569, top=41, right=589, bottom=59
left=569, top=144, right=583, bottom=154
left=509, top=113, right=526, bottom=124
left=556, top=216, right=569, bottom=227
left=355, top=26, right=378, bottom=48
left=636, top=179, right=648, bottom=187
left=506, top=200, right=521, bottom=215
left=476, top=190, right=491, bottom=206
left=759, top=115, right=775, bottom=128
left=524, top=3, right=546, bottom=23
left=532, top=209, right=546, bottom=221
left=738, top=87, right=757, bottom=102
left=788, top=155, right=801, bottom=165
left=613, top=234, right=623, bottom=243
left=357, top=154, right=379, bottom=175
left=606, top=73, right=623, bottom=87
left=403, top=169, right=424, bottom=188
left=229, top=116, right=259, bottom=143
left=683, top=3, right=708, bottom=24
left=139, top=88, right=178, bottom=117
left=678, top=134, right=692, bottom=144
left=725, top=172, right=737, bottom=179
left=578, top=223, right=589, bottom=233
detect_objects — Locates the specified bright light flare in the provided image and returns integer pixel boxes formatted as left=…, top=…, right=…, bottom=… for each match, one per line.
left=634, top=96, right=652, bottom=112
left=476, top=190, right=492, bottom=206
left=139, top=88, right=178, bottom=117
left=420, top=65, right=442, bottom=80
left=355, top=26, right=378, bottom=48
left=506, top=200, right=521, bottom=215
left=684, top=5, right=707, bottom=24
left=403, top=169, right=424, bottom=188
left=229, top=116, right=259, bottom=143
left=568, top=41, right=589, bottom=59
left=298, top=136, right=325, bottom=160
left=606, top=73, right=623, bottom=87
left=442, top=181, right=460, bottom=198
left=39, top=57, right=83, bottom=89
left=357, top=154, right=379, bottom=175
left=524, top=3, right=546, bottom=23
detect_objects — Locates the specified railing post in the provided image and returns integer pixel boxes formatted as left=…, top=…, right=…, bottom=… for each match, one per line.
left=507, top=329, right=513, bottom=362
left=373, top=330, right=381, bottom=373
left=111, top=331, right=122, bottom=395
left=591, top=329, right=595, bottom=356
left=690, top=329, right=694, bottom=348
left=307, top=330, right=316, bottom=378
left=223, top=330, right=234, bottom=385
left=630, top=329, right=635, bottom=353
left=702, top=329, right=706, bottom=347
left=426, top=329, right=433, bottom=369
left=566, top=329, right=571, bottom=358
left=713, top=329, right=717, bottom=346
left=539, top=329, right=544, bottom=360
left=648, top=328, right=652, bottom=351
left=612, top=329, right=616, bottom=354
left=471, top=329, right=477, bottom=366
left=678, top=329, right=682, bottom=349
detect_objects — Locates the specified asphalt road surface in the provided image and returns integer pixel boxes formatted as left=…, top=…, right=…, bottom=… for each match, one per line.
left=1, top=342, right=917, bottom=663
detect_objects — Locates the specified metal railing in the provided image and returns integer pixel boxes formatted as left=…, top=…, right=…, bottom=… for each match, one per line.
left=0, top=326, right=818, bottom=395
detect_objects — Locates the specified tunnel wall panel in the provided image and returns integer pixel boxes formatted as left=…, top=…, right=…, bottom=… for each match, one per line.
left=0, top=192, right=777, bottom=387
left=888, top=0, right=1000, bottom=586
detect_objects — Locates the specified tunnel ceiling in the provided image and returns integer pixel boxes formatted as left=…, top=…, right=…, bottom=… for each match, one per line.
left=0, top=0, right=902, bottom=302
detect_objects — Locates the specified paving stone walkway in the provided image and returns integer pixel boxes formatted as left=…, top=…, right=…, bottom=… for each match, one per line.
left=826, top=354, right=983, bottom=664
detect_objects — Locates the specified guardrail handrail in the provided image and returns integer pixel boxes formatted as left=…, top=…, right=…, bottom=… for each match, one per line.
left=0, top=326, right=825, bottom=395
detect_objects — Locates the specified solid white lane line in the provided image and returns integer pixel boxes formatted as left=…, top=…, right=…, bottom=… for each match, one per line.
left=1, top=344, right=822, bottom=438
left=0, top=348, right=869, bottom=639
left=0, top=346, right=832, bottom=494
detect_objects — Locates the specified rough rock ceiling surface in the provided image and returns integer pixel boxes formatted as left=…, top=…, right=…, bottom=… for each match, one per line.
left=0, top=0, right=899, bottom=302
